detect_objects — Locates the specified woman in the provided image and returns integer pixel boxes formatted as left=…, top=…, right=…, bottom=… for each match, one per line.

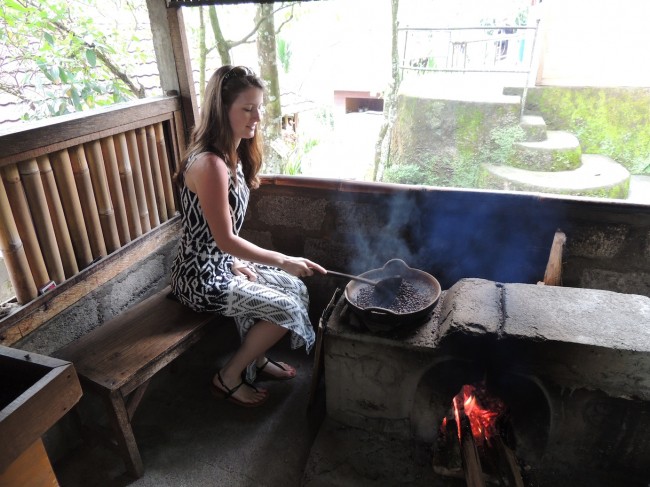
left=171, top=65, right=325, bottom=407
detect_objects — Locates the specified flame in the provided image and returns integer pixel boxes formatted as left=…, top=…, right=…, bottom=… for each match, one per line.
left=449, top=383, right=505, bottom=447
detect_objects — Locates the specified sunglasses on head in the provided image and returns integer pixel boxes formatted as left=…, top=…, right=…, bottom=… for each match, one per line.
left=223, top=66, right=254, bottom=83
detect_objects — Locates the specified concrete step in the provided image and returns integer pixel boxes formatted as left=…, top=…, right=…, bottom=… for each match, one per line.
left=479, top=154, right=631, bottom=199
left=512, top=130, right=583, bottom=171
left=520, top=114, right=547, bottom=142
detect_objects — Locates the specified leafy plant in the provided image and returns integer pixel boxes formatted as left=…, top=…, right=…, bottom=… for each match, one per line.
left=383, top=163, right=439, bottom=186
left=1, top=0, right=150, bottom=121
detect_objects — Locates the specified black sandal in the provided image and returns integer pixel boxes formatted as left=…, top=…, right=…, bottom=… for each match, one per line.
left=210, top=371, right=268, bottom=407
left=256, top=358, right=296, bottom=381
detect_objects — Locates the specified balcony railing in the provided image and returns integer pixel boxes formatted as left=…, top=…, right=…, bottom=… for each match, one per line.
left=0, top=97, right=184, bottom=304
left=398, top=22, right=540, bottom=116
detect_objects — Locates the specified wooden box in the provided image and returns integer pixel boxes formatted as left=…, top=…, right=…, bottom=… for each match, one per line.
left=0, top=345, right=82, bottom=476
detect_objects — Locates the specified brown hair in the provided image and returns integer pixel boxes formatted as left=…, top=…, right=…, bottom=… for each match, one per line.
left=174, top=65, right=264, bottom=189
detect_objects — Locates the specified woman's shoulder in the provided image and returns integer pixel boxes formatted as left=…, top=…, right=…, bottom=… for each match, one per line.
left=185, top=151, right=231, bottom=190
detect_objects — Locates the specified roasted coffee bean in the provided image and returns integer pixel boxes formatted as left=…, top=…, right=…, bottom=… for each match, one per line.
left=355, top=281, right=429, bottom=312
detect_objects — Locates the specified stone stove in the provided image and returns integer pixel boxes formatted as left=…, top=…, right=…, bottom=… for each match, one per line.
left=321, top=278, right=650, bottom=485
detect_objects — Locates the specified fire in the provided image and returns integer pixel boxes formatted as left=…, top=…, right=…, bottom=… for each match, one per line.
left=448, top=383, right=505, bottom=447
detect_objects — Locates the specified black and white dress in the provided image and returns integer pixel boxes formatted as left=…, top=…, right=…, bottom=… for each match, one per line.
left=170, top=152, right=315, bottom=378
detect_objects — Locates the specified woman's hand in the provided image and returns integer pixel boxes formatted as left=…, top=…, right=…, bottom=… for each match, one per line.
left=231, top=259, right=257, bottom=281
left=280, top=256, right=326, bottom=278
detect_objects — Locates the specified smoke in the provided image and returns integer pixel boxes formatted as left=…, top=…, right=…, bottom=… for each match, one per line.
left=343, top=189, right=564, bottom=289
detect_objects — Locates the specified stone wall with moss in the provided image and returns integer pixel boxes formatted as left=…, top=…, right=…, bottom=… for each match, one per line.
left=386, top=94, right=524, bottom=187
left=517, top=86, right=650, bottom=175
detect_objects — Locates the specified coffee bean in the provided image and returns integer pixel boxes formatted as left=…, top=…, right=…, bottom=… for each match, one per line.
left=355, top=281, right=429, bottom=313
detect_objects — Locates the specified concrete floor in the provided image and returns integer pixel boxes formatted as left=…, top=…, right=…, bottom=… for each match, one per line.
left=53, top=323, right=327, bottom=487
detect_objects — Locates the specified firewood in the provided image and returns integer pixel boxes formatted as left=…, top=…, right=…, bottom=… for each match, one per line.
left=492, top=436, right=525, bottom=487
left=459, top=413, right=486, bottom=487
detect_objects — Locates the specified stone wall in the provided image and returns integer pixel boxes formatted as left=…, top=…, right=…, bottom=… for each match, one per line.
left=246, top=178, right=650, bottom=303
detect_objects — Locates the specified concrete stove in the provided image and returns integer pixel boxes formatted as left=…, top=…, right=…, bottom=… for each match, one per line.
left=321, top=278, right=650, bottom=485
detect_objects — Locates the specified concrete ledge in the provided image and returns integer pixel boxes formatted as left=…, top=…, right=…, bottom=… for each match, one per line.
left=438, top=279, right=650, bottom=400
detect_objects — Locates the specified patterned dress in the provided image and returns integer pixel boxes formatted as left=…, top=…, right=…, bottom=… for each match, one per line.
left=170, top=152, right=315, bottom=378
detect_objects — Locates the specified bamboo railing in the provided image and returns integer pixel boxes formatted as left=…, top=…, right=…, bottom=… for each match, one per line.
left=0, top=96, right=184, bottom=305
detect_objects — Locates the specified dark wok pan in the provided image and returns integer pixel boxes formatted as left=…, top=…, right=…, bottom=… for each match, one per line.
left=344, top=259, right=441, bottom=327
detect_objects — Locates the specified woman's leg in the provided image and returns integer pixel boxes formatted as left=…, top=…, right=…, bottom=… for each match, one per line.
left=215, top=320, right=287, bottom=404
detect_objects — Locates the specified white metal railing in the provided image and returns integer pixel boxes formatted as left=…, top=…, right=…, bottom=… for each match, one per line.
left=398, top=21, right=540, bottom=116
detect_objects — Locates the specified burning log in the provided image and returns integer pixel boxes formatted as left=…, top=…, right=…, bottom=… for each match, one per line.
left=458, top=412, right=486, bottom=487
left=492, top=436, right=525, bottom=487
left=433, top=383, right=525, bottom=487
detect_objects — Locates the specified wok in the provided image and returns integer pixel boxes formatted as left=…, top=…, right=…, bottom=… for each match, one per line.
left=344, top=259, right=441, bottom=328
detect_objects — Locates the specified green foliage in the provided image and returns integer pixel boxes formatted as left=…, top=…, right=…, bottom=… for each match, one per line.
left=277, top=37, right=291, bottom=73
left=383, top=163, right=439, bottom=186
left=1, top=0, right=149, bottom=121
left=527, top=87, right=650, bottom=175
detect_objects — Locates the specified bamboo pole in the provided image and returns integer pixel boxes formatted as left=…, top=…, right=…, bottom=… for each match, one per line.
left=69, top=145, right=107, bottom=259
left=84, top=140, right=121, bottom=253
left=125, top=130, right=151, bottom=233
left=18, top=158, right=65, bottom=284
left=0, top=177, right=38, bottom=304
left=0, top=165, right=50, bottom=288
left=115, top=133, right=143, bottom=239
left=50, top=149, right=93, bottom=269
left=100, top=136, right=131, bottom=245
left=135, top=127, right=160, bottom=228
left=169, top=113, right=184, bottom=212
left=36, top=155, right=79, bottom=278
left=154, top=122, right=176, bottom=217
left=146, top=124, right=168, bottom=222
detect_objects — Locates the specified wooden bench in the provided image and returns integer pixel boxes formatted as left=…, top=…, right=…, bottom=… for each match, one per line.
left=54, top=286, right=215, bottom=478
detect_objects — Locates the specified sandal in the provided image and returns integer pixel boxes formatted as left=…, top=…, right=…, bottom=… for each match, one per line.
left=210, top=371, right=268, bottom=408
left=256, top=358, right=296, bottom=381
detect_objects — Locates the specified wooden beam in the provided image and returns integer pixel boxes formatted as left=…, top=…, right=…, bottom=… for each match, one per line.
left=0, top=97, right=180, bottom=167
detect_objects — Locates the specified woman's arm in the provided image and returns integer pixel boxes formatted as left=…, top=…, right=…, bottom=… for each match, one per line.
left=186, top=153, right=324, bottom=277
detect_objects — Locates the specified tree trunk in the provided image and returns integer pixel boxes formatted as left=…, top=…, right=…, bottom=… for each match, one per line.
left=374, top=0, right=401, bottom=181
left=209, top=5, right=232, bottom=66
left=199, top=7, right=207, bottom=103
left=256, top=4, right=283, bottom=174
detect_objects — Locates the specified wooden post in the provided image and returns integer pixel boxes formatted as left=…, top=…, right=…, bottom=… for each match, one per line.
left=125, top=130, right=151, bottom=233
left=18, top=158, right=65, bottom=284
left=0, top=175, right=38, bottom=304
left=543, top=230, right=566, bottom=286
left=115, top=133, right=143, bottom=240
left=146, top=0, right=197, bottom=140
left=36, top=155, right=79, bottom=279
left=50, top=149, right=94, bottom=269
left=69, top=145, right=107, bottom=259
left=0, top=165, right=50, bottom=289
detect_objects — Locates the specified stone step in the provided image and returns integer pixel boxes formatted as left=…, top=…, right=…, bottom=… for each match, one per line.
left=479, top=154, right=631, bottom=199
left=520, top=114, right=547, bottom=142
left=512, top=130, right=583, bottom=171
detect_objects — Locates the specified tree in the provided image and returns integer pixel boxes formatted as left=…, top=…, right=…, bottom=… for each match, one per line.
left=0, top=0, right=151, bottom=121
left=256, top=3, right=283, bottom=173
left=202, top=3, right=295, bottom=174
left=374, top=0, right=401, bottom=181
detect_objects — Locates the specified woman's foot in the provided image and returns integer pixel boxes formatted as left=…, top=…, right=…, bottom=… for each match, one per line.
left=211, top=370, right=268, bottom=407
left=256, top=357, right=296, bottom=381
